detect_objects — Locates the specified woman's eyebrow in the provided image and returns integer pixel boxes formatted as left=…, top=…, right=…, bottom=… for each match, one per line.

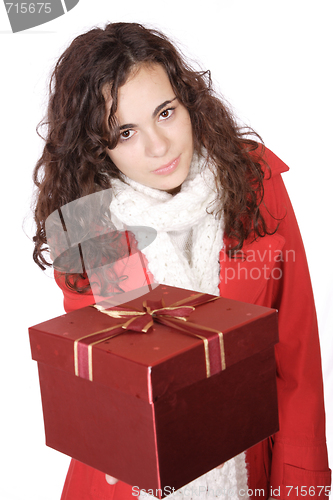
left=119, top=123, right=136, bottom=131
left=119, top=97, right=177, bottom=131
left=152, top=97, right=177, bottom=118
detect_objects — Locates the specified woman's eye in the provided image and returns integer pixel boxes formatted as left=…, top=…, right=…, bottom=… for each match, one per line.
left=159, top=107, right=175, bottom=121
left=120, top=129, right=134, bottom=141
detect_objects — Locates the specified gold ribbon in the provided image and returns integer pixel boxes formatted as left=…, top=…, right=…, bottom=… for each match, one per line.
left=74, top=293, right=226, bottom=381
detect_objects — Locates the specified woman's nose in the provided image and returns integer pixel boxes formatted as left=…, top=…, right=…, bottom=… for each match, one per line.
left=144, top=128, right=169, bottom=157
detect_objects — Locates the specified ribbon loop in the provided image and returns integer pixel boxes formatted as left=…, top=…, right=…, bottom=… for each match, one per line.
left=74, top=292, right=225, bottom=381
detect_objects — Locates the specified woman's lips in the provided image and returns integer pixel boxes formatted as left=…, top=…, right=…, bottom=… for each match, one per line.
left=153, top=156, right=180, bottom=175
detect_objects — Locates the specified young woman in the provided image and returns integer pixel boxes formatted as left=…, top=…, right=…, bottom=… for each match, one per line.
left=32, top=22, right=331, bottom=500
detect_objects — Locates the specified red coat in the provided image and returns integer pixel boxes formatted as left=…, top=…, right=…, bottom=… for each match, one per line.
left=56, top=149, right=331, bottom=499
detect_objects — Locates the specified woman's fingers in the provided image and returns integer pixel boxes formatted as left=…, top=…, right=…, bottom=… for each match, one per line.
left=105, top=474, right=119, bottom=485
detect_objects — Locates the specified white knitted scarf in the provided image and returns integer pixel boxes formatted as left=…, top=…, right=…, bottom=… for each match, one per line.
left=110, top=153, right=249, bottom=499
left=110, top=153, right=222, bottom=295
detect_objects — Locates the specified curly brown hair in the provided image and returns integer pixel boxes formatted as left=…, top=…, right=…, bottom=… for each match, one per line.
left=33, top=22, right=275, bottom=292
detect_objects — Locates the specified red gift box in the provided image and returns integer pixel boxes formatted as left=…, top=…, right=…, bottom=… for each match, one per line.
left=29, top=284, right=279, bottom=498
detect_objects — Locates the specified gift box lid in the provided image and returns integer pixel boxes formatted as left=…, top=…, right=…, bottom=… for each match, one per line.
left=29, top=284, right=278, bottom=403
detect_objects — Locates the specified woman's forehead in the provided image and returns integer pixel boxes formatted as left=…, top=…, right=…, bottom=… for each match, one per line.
left=105, top=64, right=175, bottom=120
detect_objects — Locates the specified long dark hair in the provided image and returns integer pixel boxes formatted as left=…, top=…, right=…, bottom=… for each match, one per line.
left=33, top=22, right=275, bottom=292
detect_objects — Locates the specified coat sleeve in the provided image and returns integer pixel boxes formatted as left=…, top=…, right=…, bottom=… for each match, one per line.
left=219, top=148, right=331, bottom=498
left=54, top=231, right=155, bottom=313
left=263, top=157, right=331, bottom=498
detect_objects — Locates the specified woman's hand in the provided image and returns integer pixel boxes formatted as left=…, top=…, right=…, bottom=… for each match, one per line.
left=105, top=474, right=119, bottom=485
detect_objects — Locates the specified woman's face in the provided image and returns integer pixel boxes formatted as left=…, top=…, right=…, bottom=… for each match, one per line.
left=105, top=64, right=194, bottom=191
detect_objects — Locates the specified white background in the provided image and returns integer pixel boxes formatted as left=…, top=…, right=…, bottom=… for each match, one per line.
left=0, top=1, right=332, bottom=499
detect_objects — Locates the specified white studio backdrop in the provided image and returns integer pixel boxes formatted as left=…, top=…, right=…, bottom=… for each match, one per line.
left=1, top=1, right=332, bottom=499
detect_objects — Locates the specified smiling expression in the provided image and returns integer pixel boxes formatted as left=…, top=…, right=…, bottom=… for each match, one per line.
left=105, top=64, right=194, bottom=191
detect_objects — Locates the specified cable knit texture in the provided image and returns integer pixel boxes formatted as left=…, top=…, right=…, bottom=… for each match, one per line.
left=109, top=153, right=249, bottom=499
